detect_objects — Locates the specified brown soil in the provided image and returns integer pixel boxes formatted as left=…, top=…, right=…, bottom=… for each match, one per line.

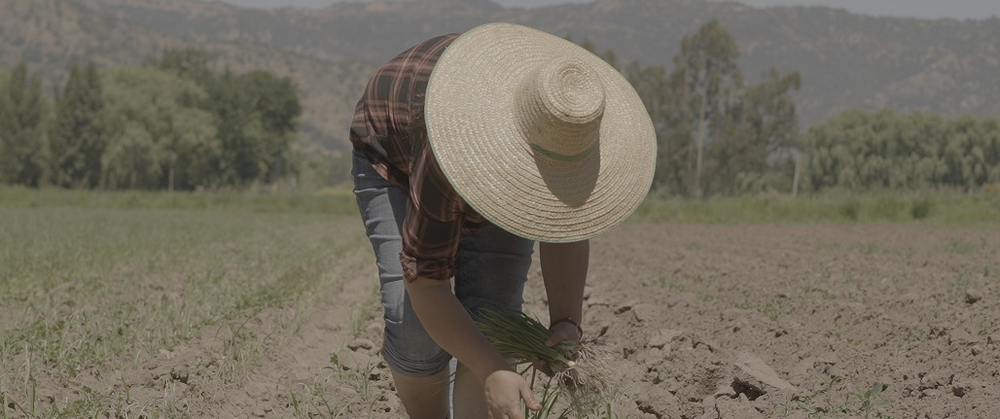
left=25, top=223, right=1000, bottom=418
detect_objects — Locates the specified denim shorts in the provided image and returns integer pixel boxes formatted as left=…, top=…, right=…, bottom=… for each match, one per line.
left=351, top=150, right=535, bottom=377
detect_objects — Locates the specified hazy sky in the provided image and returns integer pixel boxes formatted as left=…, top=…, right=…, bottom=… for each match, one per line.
left=714, top=0, right=1000, bottom=20
left=217, top=0, right=1000, bottom=20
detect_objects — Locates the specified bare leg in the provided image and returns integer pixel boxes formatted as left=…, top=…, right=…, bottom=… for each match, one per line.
left=452, top=362, right=488, bottom=418
left=392, top=368, right=450, bottom=419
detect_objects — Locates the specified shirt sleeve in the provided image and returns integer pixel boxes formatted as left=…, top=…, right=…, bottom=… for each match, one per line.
left=399, top=140, right=466, bottom=282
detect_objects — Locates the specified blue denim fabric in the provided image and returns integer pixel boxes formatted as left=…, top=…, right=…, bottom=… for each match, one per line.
left=351, top=150, right=534, bottom=377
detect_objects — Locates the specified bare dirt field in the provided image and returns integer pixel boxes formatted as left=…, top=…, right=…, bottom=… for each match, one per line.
left=10, top=222, right=1000, bottom=418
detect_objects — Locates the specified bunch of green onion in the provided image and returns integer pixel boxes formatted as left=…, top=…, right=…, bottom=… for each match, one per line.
left=475, top=308, right=581, bottom=373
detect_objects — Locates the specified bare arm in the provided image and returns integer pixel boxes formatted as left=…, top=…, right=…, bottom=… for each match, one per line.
left=540, top=240, right=589, bottom=342
left=404, top=277, right=541, bottom=418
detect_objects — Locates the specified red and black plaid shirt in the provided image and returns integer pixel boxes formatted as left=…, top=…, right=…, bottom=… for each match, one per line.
left=350, top=33, right=487, bottom=283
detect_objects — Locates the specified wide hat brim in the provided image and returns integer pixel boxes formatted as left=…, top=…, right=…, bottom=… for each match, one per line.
left=424, top=22, right=656, bottom=242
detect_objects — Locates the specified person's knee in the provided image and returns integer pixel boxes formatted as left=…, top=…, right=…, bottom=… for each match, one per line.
left=381, top=339, right=451, bottom=377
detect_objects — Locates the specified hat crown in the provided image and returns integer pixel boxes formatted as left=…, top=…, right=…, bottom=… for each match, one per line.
left=516, top=57, right=605, bottom=160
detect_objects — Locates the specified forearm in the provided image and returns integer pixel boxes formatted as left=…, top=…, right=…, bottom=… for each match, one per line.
left=404, top=277, right=512, bottom=381
left=539, top=240, right=589, bottom=326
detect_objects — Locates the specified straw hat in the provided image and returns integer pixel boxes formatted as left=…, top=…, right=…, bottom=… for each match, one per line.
left=424, top=22, right=656, bottom=242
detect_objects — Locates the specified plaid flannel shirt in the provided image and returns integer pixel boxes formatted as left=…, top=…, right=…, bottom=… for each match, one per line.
left=350, top=33, right=487, bottom=282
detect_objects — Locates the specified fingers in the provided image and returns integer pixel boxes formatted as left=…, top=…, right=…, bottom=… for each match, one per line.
left=487, top=395, right=537, bottom=419
left=536, top=322, right=582, bottom=376
left=520, top=383, right=542, bottom=412
left=488, top=400, right=523, bottom=419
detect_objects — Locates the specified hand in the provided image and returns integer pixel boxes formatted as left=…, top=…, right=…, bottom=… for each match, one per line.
left=484, top=369, right=541, bottom=419
left=531, top=321, right=583, bottom=376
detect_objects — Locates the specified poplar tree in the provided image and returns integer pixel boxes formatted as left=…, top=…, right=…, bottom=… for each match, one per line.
left=241, top=70, right=302, bottom=183
left=668, top=19, right=743, bottom=197
left=50, top=62, right=107, bottom=188
left=0, top=62, right=49, bottom=186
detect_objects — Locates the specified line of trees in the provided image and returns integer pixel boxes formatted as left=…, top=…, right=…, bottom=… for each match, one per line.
left=0, top=48, right=302, bottom=191
left=586, top=19, right=999, bottom=196
left=3, top=22, right=999, bottom=196
left=803, top=109, right=1000, bottom=192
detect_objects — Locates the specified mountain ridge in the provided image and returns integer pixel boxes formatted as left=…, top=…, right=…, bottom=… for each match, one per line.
left=3, top=0, right=998, bottom=150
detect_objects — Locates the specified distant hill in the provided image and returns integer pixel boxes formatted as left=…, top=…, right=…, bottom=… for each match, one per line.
left=3, top=0, right=999, bottom=150
left=0, top=0, right=376, bottom=151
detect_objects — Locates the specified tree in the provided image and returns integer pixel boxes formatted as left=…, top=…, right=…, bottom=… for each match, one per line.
left=711, top=68, right=802, bottom=194
left=942, top=116, right=992, bottom=191
left=154, top=48, right=303, bottom=188
left=739, top=69, right=801, bottom=164
left=241, top=71, right=303, bottom=183
left=208, top=71, right=265, bottom=186
left=153, top=47, right=214, bottom=85
left=50, top=62, right=107, bottom=188
left=0, top=62, right=50, bottom=186
left=667, top=19, right=744, bottom=196
left=100, top=67, right=218, bottom=190
left=619, top=21, right=802, bottom=197
left=205, top=69, right=302, bottom=187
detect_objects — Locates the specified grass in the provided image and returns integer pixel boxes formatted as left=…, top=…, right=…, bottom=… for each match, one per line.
left=286, top=348, right=390, bottom=419
left=5, top=186, right=998, bottom=226
left=733, top=294, right=791, bottom=322
left=0, top=185, right=359, bottom=215
left=776, top=376, right=889, bottom=419
left=630, top=190, right=1000, bottom=224
left=0, top=195, right=368, bottom=418
left=349, top=284, right=380, bottom=339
